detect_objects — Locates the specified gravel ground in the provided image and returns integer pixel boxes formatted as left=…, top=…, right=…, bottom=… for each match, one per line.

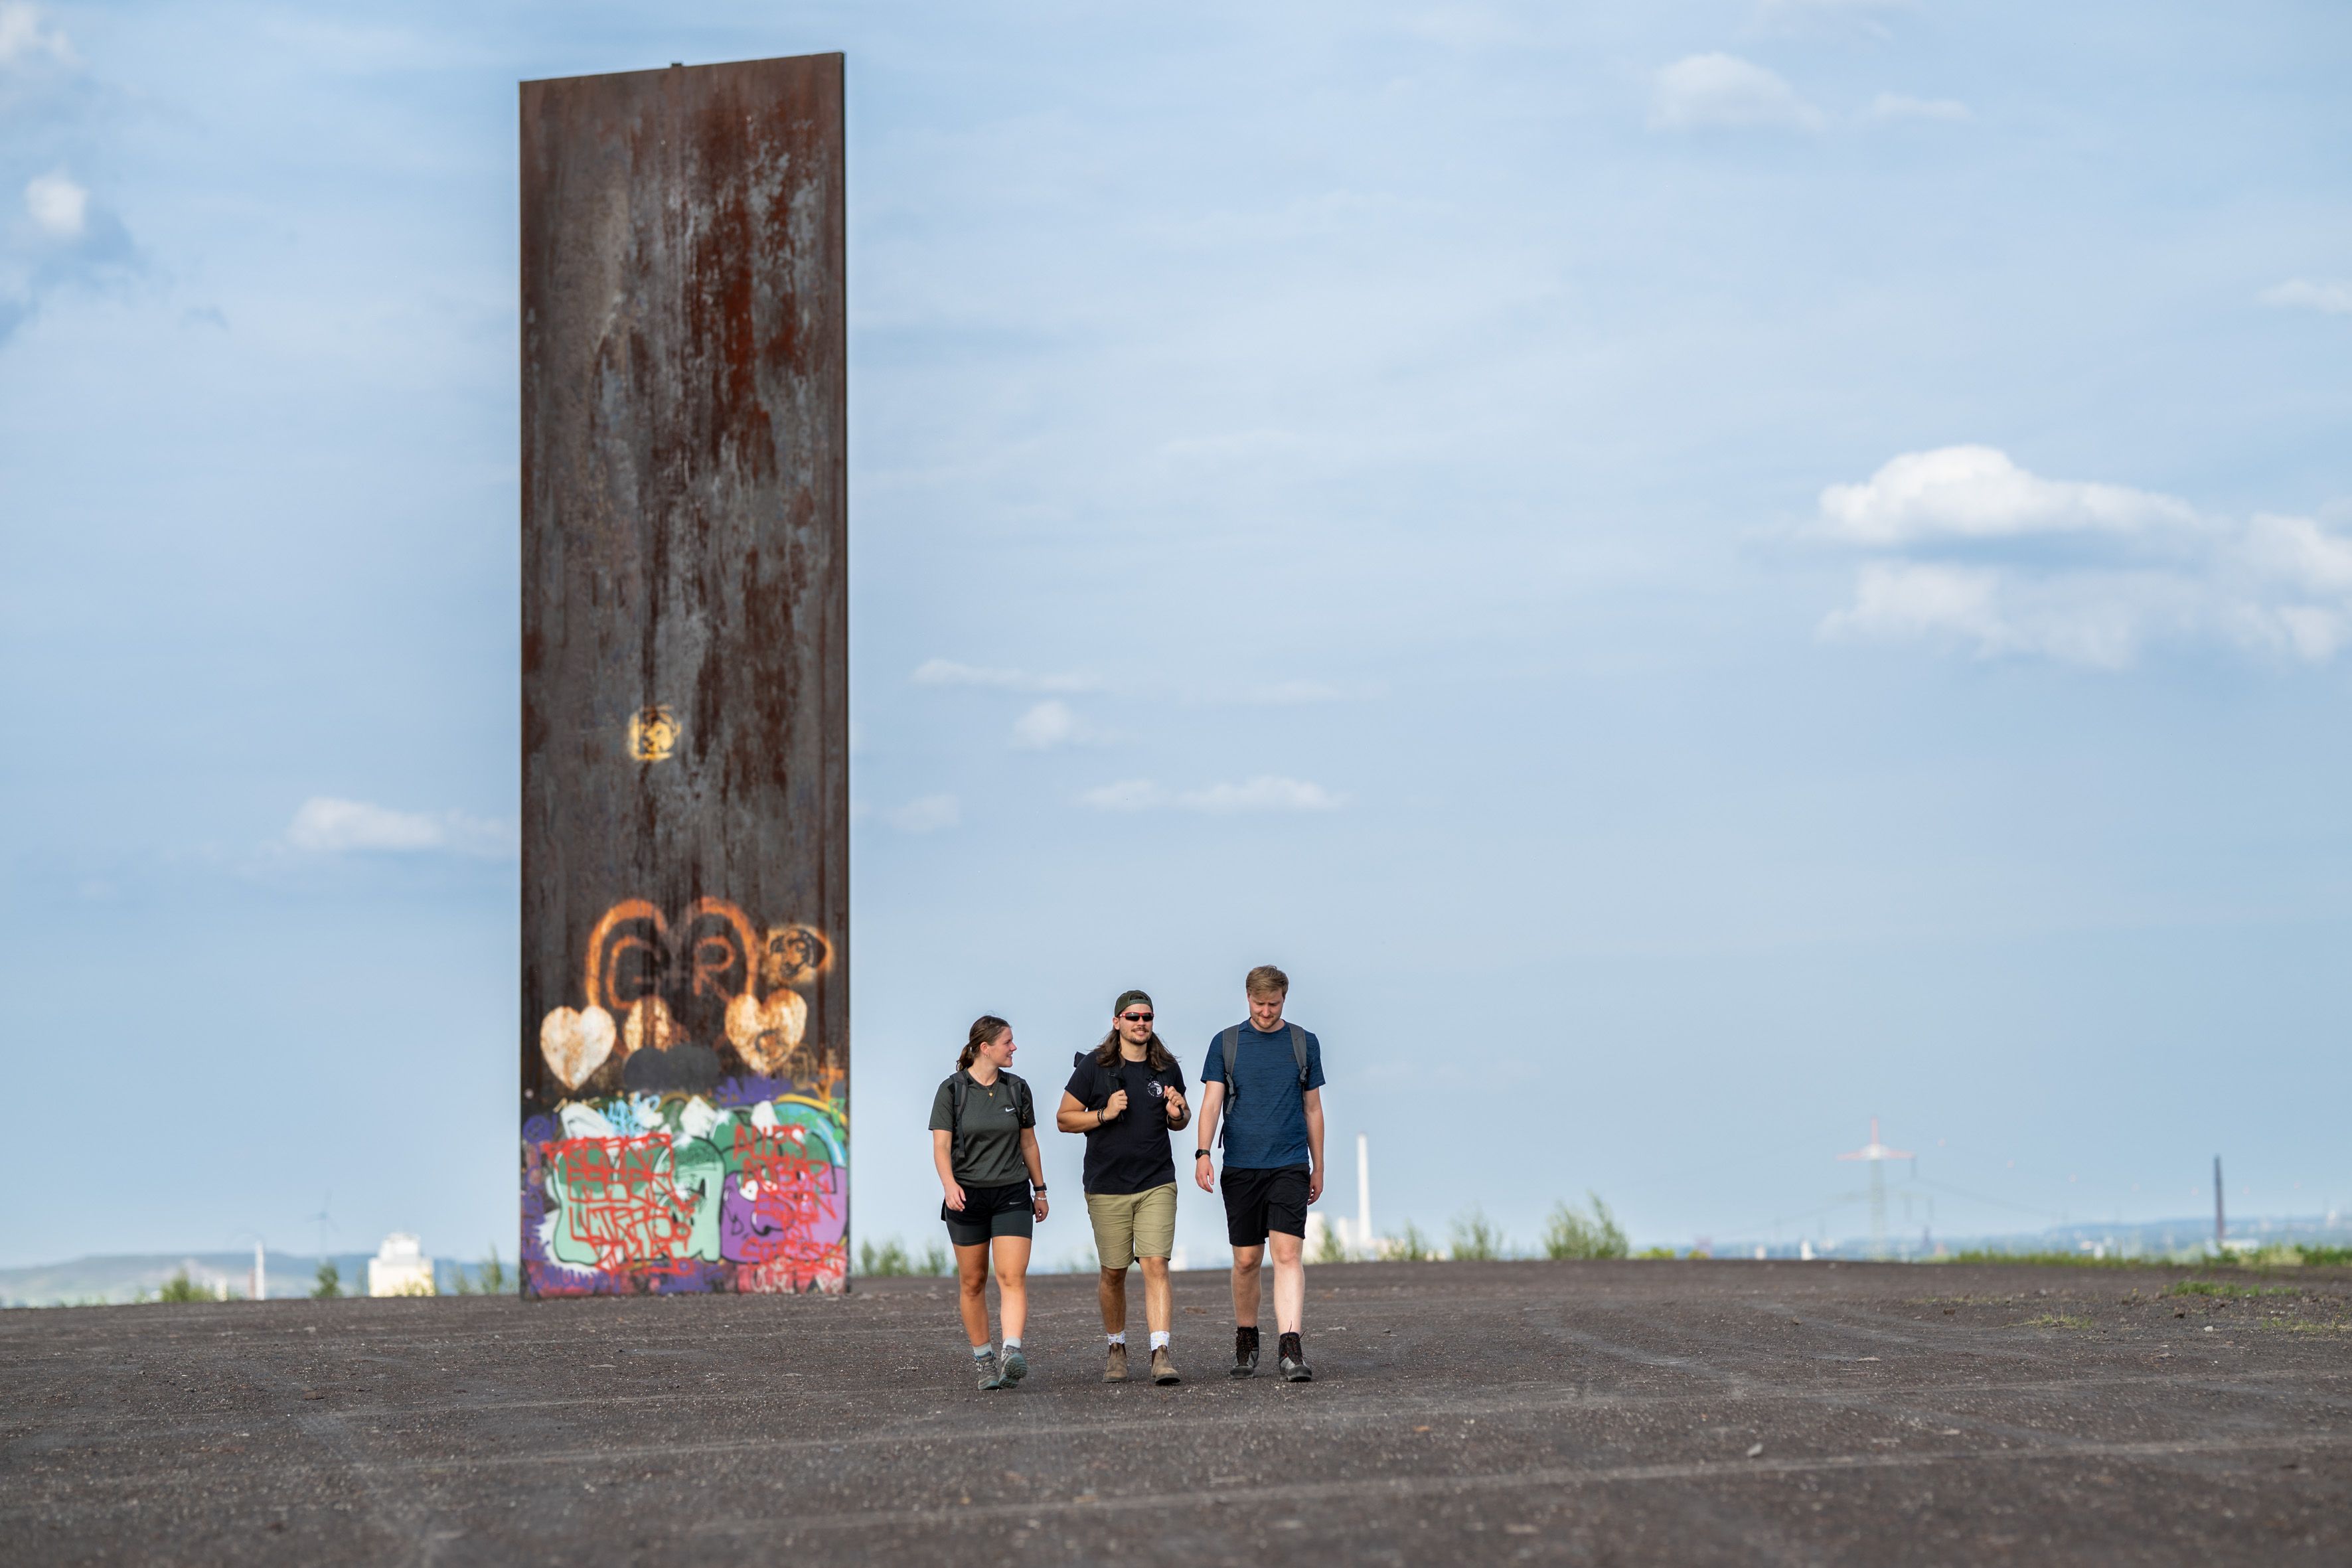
left=5, top=1258, right=2347, bottom=1565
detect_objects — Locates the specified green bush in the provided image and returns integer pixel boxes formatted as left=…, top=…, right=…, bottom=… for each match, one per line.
left=155, top=1269, right=210, bottom=1303
left=1312, top=1221, right=1350, bottom=1265
left=1449, top=1207, right=1508, bottom=1261
left=1541, top=1193, right=1630, bottom=1260
left=311, top=1261, right=343, bottom=1299
left=858, top=1237, right=914, bottom=1277
left=1389, top=1221, right=1436, bottom=1262
left=918, top=1241, right=951, bottom=1277
left=447, top=1246, right=510, bottom=1296
left=1636, top=1246, right=1678, bottom=1260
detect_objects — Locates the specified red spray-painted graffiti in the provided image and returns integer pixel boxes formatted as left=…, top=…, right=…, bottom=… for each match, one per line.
left=546, top=1135, right=705, bottom=1275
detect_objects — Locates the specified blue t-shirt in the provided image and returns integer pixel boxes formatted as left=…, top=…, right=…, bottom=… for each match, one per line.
left=1202, top=1022, right=1326, bottom=1170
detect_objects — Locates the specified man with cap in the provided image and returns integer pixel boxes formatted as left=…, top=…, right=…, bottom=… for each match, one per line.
left=1057, top=988, right=1191, bottom=1384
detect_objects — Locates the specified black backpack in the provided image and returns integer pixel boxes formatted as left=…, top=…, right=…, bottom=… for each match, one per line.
left=1215, top=1022, right=1310, bottom=1144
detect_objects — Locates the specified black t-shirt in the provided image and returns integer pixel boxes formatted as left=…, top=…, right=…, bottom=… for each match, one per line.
left=1063, top=1050, right=1188, bottom=1196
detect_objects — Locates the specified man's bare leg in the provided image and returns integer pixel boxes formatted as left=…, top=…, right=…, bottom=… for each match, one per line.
left=1268, top=1231, right=1305, bottom=1334
left=1229, top=1244, right=1263, bottom=1326
left=1098, top=1264, right=1129, bottom=1336
left=1140, top=1255, right=1174, bottom=1335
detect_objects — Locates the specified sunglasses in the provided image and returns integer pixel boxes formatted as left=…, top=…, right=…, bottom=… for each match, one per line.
left=1119, top=1012, right=1154, bottom=1023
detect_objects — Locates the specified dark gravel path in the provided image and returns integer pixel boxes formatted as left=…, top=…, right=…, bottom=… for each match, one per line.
left=5, top=1259, right=2347, bottom=1564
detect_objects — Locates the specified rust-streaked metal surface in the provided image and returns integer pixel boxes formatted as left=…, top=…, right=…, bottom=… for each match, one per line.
left=518, top=55, right=848, bottom=1297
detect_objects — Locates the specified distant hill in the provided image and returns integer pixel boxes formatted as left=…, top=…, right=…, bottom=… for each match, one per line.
left=1711, top=1213, right=2351, bottom=1262
left=0, top=1251, right=509, bottom=1306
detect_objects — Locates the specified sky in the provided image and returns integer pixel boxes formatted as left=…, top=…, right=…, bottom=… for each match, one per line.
left=3, top=0, right=2349, bottom=1273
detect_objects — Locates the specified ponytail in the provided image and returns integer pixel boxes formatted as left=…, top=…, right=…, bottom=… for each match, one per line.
left=958, top=1015, right=1010, bottom=1071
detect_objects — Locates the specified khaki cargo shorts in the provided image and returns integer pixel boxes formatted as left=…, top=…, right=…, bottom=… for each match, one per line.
left=1085, top=1182, right=1178, bottom=1267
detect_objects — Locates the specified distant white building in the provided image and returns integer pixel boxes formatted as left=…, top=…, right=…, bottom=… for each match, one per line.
left=368, top=1233, right=437, bottom=1296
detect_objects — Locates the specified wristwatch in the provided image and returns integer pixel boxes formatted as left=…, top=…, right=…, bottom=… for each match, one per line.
left=1194, top=1149, right=1212, bottom=1160
left=1032, top=1184, right=1048, bottom=1194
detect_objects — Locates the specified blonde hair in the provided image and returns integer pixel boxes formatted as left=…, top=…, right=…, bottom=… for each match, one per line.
left=1245, top=965, right=1289, bottom=997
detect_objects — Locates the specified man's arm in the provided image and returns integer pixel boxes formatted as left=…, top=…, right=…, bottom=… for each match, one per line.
left=1192, top=1081, right=1225, bottom=1192
left=1303, top=1087, right=1325, bottom=1204
left=1054, top=1090, right=1101, bottom=1135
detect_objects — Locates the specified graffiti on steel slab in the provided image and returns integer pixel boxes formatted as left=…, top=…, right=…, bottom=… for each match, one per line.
left=526, top=896, right=844, bottom=1295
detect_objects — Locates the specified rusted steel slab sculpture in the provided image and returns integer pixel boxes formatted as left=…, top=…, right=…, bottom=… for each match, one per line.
left=518, top=55, right=848, bottom=1296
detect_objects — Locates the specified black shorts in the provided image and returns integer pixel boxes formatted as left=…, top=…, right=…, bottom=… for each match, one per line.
left=1220, top=1164, right=1310, bottom=1247
left=944, top=1182, right=1034, bottom=1248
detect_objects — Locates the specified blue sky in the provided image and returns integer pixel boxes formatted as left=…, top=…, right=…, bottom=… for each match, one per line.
left=4, top=1, right=2349, bottom=1272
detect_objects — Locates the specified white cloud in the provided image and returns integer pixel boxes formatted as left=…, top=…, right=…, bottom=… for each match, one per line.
left=1183, top=777, right=1348, bottom=813
left=1077, top=776, right=1346, bottom=813
left=1865, top=93, right=1970, bottom=123
left=0, top=3, right=74, bottom=66
left=1818, top=562, right=2161, bottom=668
left=23, top=171, right=86, bottom=238
left=1650, top=54, right=1824, bottom=134
left=911, top=658, right=1097, bottom=693
left=2260, top=279, right=2352, bottom=316
left=2241, top=512, right=2352, bottom=595
left=1076, top=779, right=1165, bottom=811
left=287, top=797, right=514, bottom=855
left=1816, top=445, right=2195, bottom=545
left=1010, top=699, right=1085, bottom=749
left=1814, top=447, right=2352, bottom=667
left=882, top=793, right=960, bottom=833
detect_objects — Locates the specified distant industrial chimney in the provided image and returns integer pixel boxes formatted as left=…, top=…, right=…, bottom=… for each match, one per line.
left=2213, top=1155, right=2225, bottom=1247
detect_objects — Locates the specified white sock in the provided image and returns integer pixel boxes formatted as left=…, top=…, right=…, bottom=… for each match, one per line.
left=1150, top=1330, right=1170, bottom=1351
left=1106, top=1332, right=1126, bottom=1346
left=1002, top=1337, right=1021, bottom=1351
left=971, top=1344, right=992, bottom=1359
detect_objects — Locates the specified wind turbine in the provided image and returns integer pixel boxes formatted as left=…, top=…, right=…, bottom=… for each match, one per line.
left=1836, top=1118, right=1914, bottom=1260
left=307, top=1192, right=338, bottom=1264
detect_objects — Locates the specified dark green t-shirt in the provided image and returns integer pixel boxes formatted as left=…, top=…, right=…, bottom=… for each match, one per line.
left=928, top=1070, right=1036, bottom=1186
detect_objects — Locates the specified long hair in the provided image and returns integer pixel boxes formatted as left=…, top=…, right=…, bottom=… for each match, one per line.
left=958, top=1015, right=1009, bottom=1071
left=1092, top=989, right=1172, bottom=1073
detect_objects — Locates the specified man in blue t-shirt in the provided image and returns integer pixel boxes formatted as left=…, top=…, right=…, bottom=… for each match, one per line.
left=1194, top=964, right=1326, bottom=1382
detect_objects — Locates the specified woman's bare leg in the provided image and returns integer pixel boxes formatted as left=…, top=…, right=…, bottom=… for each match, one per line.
left=954, top=1241, right=992, bottom=1346
left=992, top=1235, right=1034, bottom=1343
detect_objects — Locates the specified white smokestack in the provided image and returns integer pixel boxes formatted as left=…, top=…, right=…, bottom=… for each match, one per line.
left=1356, top=1133, right=1370, bottom=1255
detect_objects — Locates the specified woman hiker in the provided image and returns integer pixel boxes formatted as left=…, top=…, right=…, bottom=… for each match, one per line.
left=930, top=1015, right=1050, bottom=1390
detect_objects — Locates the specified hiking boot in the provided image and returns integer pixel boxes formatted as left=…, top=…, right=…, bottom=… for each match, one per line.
left=974, top=1349, right=1003, bottom=1391
left=1229, top=1328, right=1260, bottom=1379
left=999, top=1345, right=1029, bottom=1386
left=1278, top=1332, right=1312, bottom=1383
left=1151, top=1346, right=1182, bottom=1385
left=1103, top=1343, right=1129, bottom=1383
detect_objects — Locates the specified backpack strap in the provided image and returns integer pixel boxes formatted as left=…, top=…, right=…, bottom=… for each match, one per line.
left=949, top=1071, right=970, bottom=1164
left=1287, top=1024, right=1310, bottom=1088
left=1217, top=1025, right=1244, bottom=1146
